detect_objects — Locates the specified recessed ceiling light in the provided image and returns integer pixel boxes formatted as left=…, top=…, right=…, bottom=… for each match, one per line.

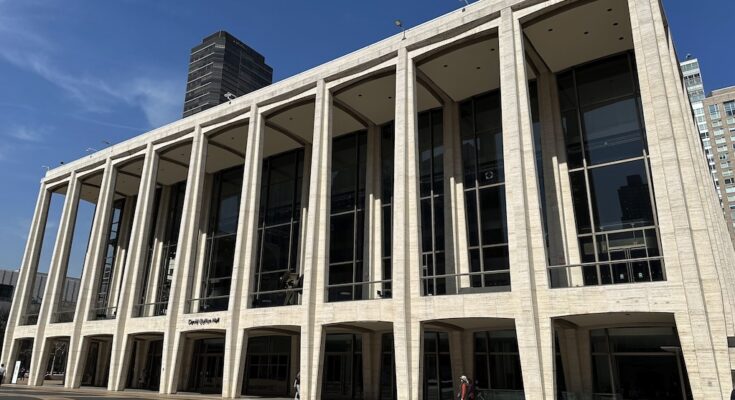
left=388, top=96, right=393, bottom=99
left=607, top=8, right=613, bottom=12
left=584, top=31, right=589, bottom=35
left=358, top=94, right=363, bottom=97
left=443, top=64, right=448, bottom=68
left=619, top=36, right=624, bottom=40
left=289, top=117, right=293, bottom=121
left=548, top=28, right=553, bottom=32
left=476, top=66, right=481, bottom=70
left=491, top=48, right=495, bottom=52
left=613, top=22, right=619, bottom=26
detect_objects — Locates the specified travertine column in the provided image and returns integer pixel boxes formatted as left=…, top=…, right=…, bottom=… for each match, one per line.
left=392, top=47, right=423, bottom=400
left=142, top=186, right=172, bottom=315
left=106, top=197, right=135, bottom=314
left=366, top=124, right=382, bottom=290
left=0, top=182, right=50, bottom=383
left=445, top=101, right=472, bottom=290
left=498, top=8, right=547, bottom=399
left=161, top=126, right=208, bottom=394
left=628, top=0, right=730, bottom=396
left=29, top=175, right=81, bottom=386
left=224, top=105, right=263, bottom=398
left=109, top=143, right=159, bottom=390
left=300, top=79, right=332, bottom=400
left=67, top=159, right=117, bottom=388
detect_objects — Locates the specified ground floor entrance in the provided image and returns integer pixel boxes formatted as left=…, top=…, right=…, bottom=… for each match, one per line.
left=124, top=334, right=163, bottom=391
left=81, top=335, right=112, bottom=388
left=243, top=334, right=296, bottom=397
left=555, top=313, right=693, bottom=400
left=182, top=334, right=225, bottom=394
left=41, top=337, right=69, bottom=385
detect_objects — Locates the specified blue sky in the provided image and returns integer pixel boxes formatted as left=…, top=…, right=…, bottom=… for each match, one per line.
left=0, top=0, right=733, bottom=278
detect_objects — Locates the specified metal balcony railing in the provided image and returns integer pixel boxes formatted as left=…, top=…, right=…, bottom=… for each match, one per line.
left=185, top=295, right=230, bottom=313
left=133, top=301, right=169, bottom=317
left=547, top=256, right=665, bottom=288
left=421, top=270, right=511, bottom=296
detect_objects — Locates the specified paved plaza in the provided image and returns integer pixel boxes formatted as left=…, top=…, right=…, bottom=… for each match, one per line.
left=0, top=385, right=291, bottom=400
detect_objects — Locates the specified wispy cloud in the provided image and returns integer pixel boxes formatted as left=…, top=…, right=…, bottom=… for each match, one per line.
left=0, top=2, right=183, bottom=129
left=7, top=125, right=48, bottom=142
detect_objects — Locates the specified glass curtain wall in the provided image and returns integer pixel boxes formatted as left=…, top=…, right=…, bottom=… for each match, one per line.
left=328, top=131, right=368, bottom=302
left=155, top=182, right=186, bottom=314
left=243, top=335, right=292, bottom=396
left=252, top=149, right=304, bottom=308
left=379, top=333, right=396, bottom=400
left=473, top=330, right=524, bottom=393
left=134, top=188, right=161, bottom=316
left=419, top=109, right=446, bottom=296
left=92, top=198, right=126, bottom=319
left=460, top=91, right=510, bottom=290
left=590, top=327, right=692, bottom=399
left=380, top=123, right=394, bottom=298
left=322, top=333, right=363, bottom=400
left=557, top=52, right=663, bottom=286
left=200, top=166, right=243, bottom=311
left=423, top=331, right=453, bottom=400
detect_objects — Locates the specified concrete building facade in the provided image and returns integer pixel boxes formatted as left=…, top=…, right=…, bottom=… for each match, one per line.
left=3, top=0, right=735, bottom=398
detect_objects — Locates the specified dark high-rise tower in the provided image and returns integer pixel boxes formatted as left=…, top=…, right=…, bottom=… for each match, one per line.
left=183, top=31, right=273, bottom=118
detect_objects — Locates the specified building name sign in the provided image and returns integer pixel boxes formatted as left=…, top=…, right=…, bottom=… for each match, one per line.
left=187, top=317, right=221, bottom=326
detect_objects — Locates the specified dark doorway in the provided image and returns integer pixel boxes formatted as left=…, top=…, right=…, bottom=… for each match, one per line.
left=243, top=335, right=292, bottom=396
left=125, top=337, right=163, bottom=391
left=379, top=333, right=396, bottom=400
left=423, top=331, right=453, bottom=400
left=590, top=327, right=692, bottom=400
left=14, top=339, right=34, bottom=384
left=322, top=333, right=363, bottom=400
left=187, top=337, right=225, bottom=394
left=81, top=337, right=112, bottom=387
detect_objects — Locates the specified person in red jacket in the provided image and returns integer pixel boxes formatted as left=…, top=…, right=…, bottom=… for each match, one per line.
left=458, top=375, right=470, bottom=400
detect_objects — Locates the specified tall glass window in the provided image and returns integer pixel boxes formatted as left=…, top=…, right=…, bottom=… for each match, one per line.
left=154, top=182, right=186, bottom=315
left=200, top=166, right=243, bottom=312
left=252, top=149, right=304, bottom=308
left=557, top=53, right=663, bottom=286
left=473, top=330, right=524, bottom=392
left=243, top=335, right=292, bottom=396
left=379, top=333, right=396, bottom=400
left=323, top=333, right=363, bottom=400
left=133, top=188, right=162, bottom=316
left=419, top=109, right=446, bottom=296
left=328, top=131, right=367, bottom=302
left=380, top=122, right=394, bottom=298
left=423, top=331, right=453, bottom=400
left=460, top=91, right=510, bottom=290
left=590, top=327, right=691, bottom=399
left=92, top=198, right=126, bottom=319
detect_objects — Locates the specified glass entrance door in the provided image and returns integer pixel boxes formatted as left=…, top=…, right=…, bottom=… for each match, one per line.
left=244, top=335, right=292, bottom=396
left=188, top=338, right=225, bottom=394
left=423, top=331, right=453, bottom=400
left=322, top=334, right=363, bottom=400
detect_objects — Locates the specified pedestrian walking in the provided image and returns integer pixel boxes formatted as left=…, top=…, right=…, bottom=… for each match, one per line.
left=294, top=372, right=301, bottom=399
left=457, top=375, right=470, bottom=400
left=0, top=363, right=6, bottom=386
